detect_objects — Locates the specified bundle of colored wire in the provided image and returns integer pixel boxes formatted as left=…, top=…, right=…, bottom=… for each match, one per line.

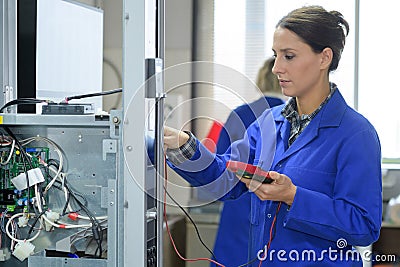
left=257, top=202, right=282, bottom=267
left=0, top=139, right=15, bottom=165
left=163, top=157, right=225, bottom=267
left=0, top=130, right=105, bottom=257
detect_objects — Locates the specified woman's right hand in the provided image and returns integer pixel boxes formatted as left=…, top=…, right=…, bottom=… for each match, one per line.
left=164, top=126, right=190, bottom=149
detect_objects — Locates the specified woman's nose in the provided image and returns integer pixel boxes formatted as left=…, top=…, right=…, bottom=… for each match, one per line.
left=272, top=57, right=283, bottom=75
left=272, top=59, right=281, bottom=75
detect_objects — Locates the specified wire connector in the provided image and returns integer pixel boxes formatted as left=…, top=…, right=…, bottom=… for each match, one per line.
left=12, top=241, right=35, bottom=261
left=17, top=214, right=29, bottom=227
left=44, top=211, right=60, bottom=231
left=0, top=248, right=11, bottom=261
left=68, top=212, right=79, bottom=221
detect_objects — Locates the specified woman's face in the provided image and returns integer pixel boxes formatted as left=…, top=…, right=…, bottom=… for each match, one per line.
left=272, top=27, right=328, bottom=98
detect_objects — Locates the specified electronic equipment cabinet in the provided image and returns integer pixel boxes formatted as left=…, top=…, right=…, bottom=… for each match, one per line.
left=0, top=0, right=165, bottom=266
left=0, top=114, right=119, bottom=267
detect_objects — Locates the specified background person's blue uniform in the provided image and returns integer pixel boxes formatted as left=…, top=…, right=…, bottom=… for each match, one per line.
left=212, top=96, right=284, bottom=267
left=168, top=89, right=382, bottom=266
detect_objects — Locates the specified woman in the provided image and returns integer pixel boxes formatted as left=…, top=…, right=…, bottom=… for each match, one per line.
left=164, top=5, right=382, bottom=266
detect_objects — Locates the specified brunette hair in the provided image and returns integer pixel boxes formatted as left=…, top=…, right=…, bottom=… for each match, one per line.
left=276, top=5, right=349, bottom=71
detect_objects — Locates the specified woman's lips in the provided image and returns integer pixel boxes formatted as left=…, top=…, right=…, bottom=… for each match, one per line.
left=279, top=79, right=290, bottom=86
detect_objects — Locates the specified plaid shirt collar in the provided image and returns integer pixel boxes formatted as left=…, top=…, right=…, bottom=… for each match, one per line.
left=281, top=83, right=337, bottom=146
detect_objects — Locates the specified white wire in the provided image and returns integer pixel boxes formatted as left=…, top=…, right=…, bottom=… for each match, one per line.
left=0, top=135, right=13, bottom=146
left=0, top=134, right=99, bottom=250
left=34, top=185, right=92, bottom=229
left=0, top=139, right=15, bottom=165
left=20, top=136, right=64, bottom=193
left=10, top=220, right=15, bottom=250
left=5, top=213, right=41, bottom=243
left=23, top=136, right=106, bottom=225
left=46, top=166, right=108, bottom=221
left=77, top=214, right=108, bottom=221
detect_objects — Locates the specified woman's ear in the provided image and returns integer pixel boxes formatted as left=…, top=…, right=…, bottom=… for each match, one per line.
left=320, top=47, right=333, bottom=70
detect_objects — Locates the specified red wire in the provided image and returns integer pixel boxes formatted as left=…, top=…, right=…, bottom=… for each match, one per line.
left=163, top=157, right=225, bottom=267
left=258, top=202, right=282, bottom=267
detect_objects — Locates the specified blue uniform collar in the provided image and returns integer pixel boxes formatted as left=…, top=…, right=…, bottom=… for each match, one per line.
left=272, top=88, right=347, bottom=128
left=271, top=89, right=348, bottom=161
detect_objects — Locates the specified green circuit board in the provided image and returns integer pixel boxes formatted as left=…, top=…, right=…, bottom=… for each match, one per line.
left=0, top=147, right=49, bottom=207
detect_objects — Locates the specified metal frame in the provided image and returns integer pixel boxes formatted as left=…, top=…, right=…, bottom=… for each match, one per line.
left=1, top=0, right=17, bottom=112
left=122, top=0, right=165, bottom=266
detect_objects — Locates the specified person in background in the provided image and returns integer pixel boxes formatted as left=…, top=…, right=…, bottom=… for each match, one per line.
left=164, top=5, right=382, bottom=266
left=212, top=57, right=285, bottom=267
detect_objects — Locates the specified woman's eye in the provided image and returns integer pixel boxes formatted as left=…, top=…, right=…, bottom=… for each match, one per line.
left=285, top=55, right=295, bottom=60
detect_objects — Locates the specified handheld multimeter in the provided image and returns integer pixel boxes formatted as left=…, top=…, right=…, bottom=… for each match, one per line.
left=226, top=160, right=274, bottom=184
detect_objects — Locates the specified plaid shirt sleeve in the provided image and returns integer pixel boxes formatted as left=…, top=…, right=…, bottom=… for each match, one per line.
left=166, top=131, right=197, bottom=165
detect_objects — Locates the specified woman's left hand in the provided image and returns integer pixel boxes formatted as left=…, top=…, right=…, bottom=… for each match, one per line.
left=238, top=171, right=297, bottom=205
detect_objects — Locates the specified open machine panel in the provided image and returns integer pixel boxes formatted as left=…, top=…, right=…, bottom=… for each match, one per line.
left=0, top=115, right=118, bottom=267
left=0, top=0, right=165, bottom=266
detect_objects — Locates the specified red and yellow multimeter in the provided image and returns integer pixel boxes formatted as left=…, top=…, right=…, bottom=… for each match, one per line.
left=226, top=160, right=274, bottom=184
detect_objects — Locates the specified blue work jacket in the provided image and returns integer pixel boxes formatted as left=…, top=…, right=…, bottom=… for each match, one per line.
left=169, top=89, right=382, bottom=266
